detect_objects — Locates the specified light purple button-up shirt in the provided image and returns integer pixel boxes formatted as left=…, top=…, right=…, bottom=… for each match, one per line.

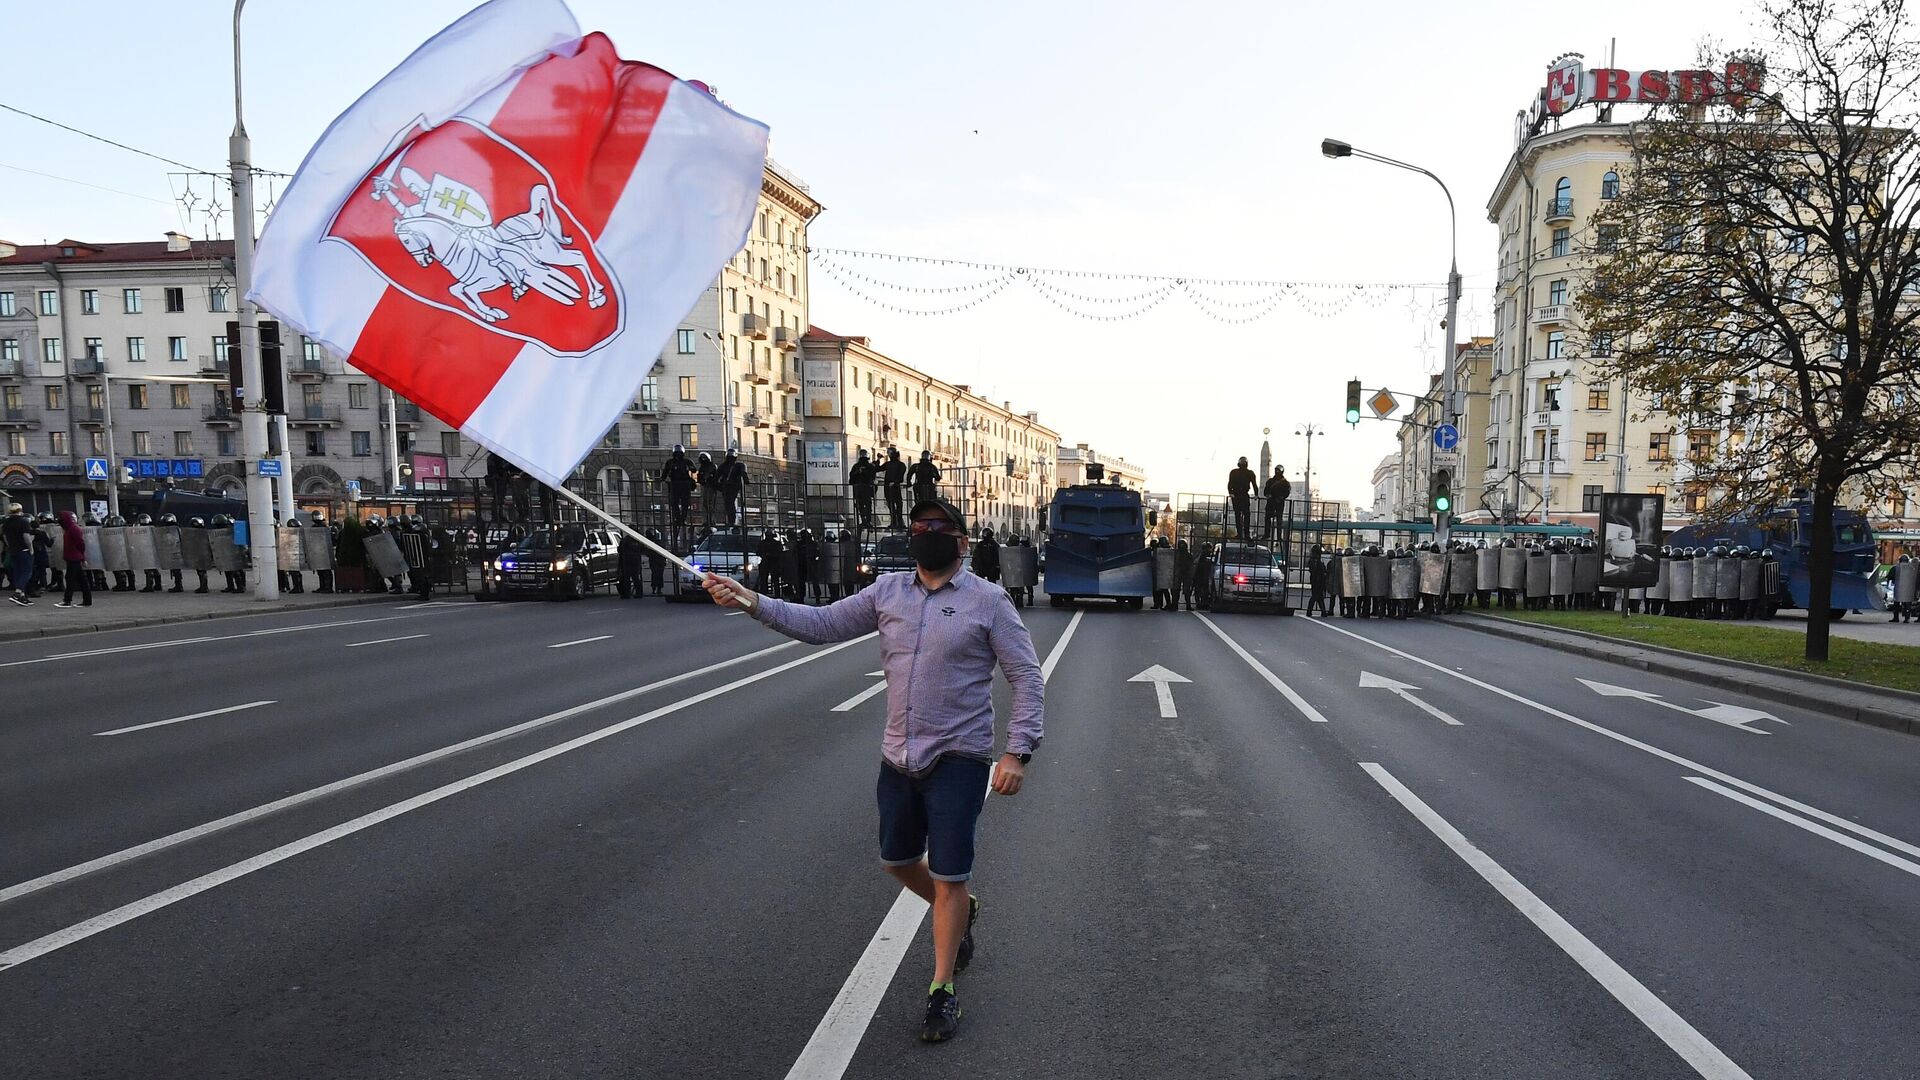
left=751, top=569, right=1044, bottom=774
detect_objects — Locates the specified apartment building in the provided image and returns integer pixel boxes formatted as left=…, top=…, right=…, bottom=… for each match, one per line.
left=798, top=326, right=1062, bottom=537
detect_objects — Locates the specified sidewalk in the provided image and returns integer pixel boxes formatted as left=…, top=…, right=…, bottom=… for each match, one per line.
left=1458, top=613, right=1920, bottom=737
left=1763, top=608, right=1920, bottom=646
left=0, top=586, right=451, bottom=643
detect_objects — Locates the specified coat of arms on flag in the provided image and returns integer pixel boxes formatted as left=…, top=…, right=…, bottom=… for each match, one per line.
left=248, top=0, right=768, bottom=487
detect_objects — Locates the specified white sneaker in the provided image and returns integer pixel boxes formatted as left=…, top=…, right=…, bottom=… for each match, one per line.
left=54, top=601, right=74, bottom=608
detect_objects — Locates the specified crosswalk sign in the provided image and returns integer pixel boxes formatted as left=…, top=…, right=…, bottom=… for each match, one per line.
left=84, top=458, right=110, bottom=481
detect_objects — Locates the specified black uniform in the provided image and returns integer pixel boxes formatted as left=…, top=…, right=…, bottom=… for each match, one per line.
left=1173, top=541, right=1194, bottom=611
left=848, top=454, right=877, bottom=533
left=659, top=449, right=696, bottom=525
left=1307, top=545, right=1329, bottom=616
left=646, top=530, right=668, bottom=596
left=718, top=452, right=747, bottom=526
left=755, top=531, right=784, bottom=595
left=1227, top=462, right=1256, bottom=540
left=971, top=532, right=1001, bottom=583
left=1263, top=471, right=1292, bottom=540
left=793, top=530, right=819, bottom=603
left=907, top=454, right=941, bottom=505
left=617, top=533, right=644, bottom=598
left=696, top=454, right=721, bottom=525
left=880, top=451, right=907, bottom=529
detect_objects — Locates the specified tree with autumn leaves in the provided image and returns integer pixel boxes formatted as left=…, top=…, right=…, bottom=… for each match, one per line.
left=1578, top=0, right=1920, bottom=660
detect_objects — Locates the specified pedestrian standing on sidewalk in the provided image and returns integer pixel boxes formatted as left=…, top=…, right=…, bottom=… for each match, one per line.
left=53, top=510, right=91, bottom=608
left=4, top=503, right=34, bottom=606
left=702, top=497, right=1043, bottom=1044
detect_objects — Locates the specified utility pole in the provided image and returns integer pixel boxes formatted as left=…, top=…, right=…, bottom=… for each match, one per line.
left=1296, top=423, right=1322, bottom=517
left=230, top=0, right=279, bottom=599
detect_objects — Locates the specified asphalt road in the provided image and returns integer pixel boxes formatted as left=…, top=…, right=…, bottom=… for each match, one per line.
left=2, top=587, right=1917, bottom=1079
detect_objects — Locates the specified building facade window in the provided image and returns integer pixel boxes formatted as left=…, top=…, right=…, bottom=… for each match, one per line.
left=677, top=329, right=696, bottom=354
left=84, top=337, right=103, bottom=360
left=1552, top=176, right=1571, bottom=214
left=211, top=335, right=226, bottom=364
left=642, top=423, right=660, bottom=447
left=127, top=336, right=146, bottom=362
left=349, top=383, right=369, bottom=409
left=122, top=288, right=141, bottom=314
left=1546, top=331, right=1565, bottom=360
left=0, top=340, right=16, bottom=366
left=0, top=292, right=13, bottom=317
left=1582, top=485, right=1604, bottom=511
left=218, top=431, right=236, bottom=456
left=42, top=339, right=61, bottom=366
left=49, top=430, right=67, bottom=456
left=352, top=431, right=373, bottom=456
left=1685, top=489, right=1708, bottom=513
left=639, top=376, right=658, bottom=411
left=209, top=287, right=232, bottom=312
left=680, top=423, right=699, bottom=448
left=1587, top=384, right=1610, bottom=410
left=1597, top=224, right=1620, bottom=252
left=1687, top=431, right=1714, bottom=460
left=132, top=430, right=151, bottom=455
left=1584, top=432, right=1607, bottom=461
left=174, top=431, right=193, bottom=455
left=127, top=383, right=148, bottom=410
left=170, top=384, right=191, bottom=409
left=44, top=384, right=61, bottom=410
left=1601, top=171, right=1620, bottom=200
left=7, top=432, right=27, bottom=456
left=164, top=287, right=185, bottom=313
left=679, top=375, right=697, bottom=400
left=305, top=431, right=326, bottom=457
left=1551, top=228, right=1570, bottom=257
left=38, top=290, right=58, bottom=316
left=303, top=337, right=323, bottom=363
left=169, top=336, right=187, bottom=361
left=441, top=431, right=461, bottom=458
left=89, top=431, right=106, bottom=455
left=1591, top=332, right=1613, bottom=358
left=1548, top=279, right=1567, bottom=306
left=80, top=289, right=99, bottom=315
left=603, top=423, right=621, bottom=447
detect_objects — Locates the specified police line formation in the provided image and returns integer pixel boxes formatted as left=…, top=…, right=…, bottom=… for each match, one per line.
left=0, top=503, right=442, bottom=607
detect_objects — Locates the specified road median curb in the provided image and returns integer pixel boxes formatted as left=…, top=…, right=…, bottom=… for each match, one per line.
left=0, top=593, right=459, bottom=643
left=1456, top=613, right=1918, bottom=738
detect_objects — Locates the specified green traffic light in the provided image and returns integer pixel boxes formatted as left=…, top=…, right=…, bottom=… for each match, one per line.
left=1434, top=494, right=1451, bottom=513
left=1344, top=408, right=1361, bottom=425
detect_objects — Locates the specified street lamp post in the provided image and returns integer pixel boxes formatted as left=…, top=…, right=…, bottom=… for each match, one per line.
left=231, top=0, right=279, bottom=599
left=1322, top=138, right=1460, bottom=543
left=1296, top=423, right=1322, bottom=517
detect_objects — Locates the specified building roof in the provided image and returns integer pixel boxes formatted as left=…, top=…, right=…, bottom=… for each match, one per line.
left=0, top=238, right=234, bottom=266
left=802, top=325, right=869, bottom=345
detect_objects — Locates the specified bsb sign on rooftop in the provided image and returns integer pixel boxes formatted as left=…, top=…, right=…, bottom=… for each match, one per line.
left=1518, top=54, right=1764, bottom=143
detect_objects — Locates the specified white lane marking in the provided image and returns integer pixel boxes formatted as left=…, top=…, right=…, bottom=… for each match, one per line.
left=93, top=701, right=276, bottom=738
left=0, top=639, right=803, bottom=906
left=1683, top=777, right=1920, bottom=880
left=1358, top=671, right=1463, bottom=726
left=1192, top=612, right=1329, bottom=722
left=786, top=610, right=1080, bottom=1080
left=1361, top=763, right=1753, bottom=1080
left=0, top=635, right=873, bottom=972
left=0, top=609, right=471, bottom=670
left=830, top=673, right=888, bottom=713
left=547, top=635, right=613, bottom=649
left=1303, top=618, right=1920, bottom=865
left=343, top=634, right=428, bottom=648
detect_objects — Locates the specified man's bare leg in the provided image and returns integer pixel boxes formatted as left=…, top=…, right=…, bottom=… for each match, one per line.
left=885, top=861, right=969, bottom=983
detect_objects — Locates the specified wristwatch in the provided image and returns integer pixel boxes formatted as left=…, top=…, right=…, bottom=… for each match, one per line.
left=1016, top=753, right=1032, bottom=765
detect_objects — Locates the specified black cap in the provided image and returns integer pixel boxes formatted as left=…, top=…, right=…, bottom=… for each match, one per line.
left=908, top=497, right=967, bottom=534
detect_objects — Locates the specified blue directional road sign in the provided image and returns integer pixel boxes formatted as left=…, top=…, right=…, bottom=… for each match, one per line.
left=84, top=457, right=110, bottom=481
left=257, top=458, right=284, bottom=478
left=1433, top=423, right=1460, bottom=451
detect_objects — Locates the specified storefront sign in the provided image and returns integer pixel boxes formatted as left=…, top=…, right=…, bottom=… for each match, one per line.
left=125, top=458, right=205, bottom=479
left=1521, top=54, right=1763, bottom=142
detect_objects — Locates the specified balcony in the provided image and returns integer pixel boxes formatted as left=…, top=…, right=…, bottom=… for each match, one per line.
left=776, top=377, right=800, bottom=394
left=1533, top=410, right=1556, bottom=426
left=772, top=325, right=797, bottom=351
left=287, top=354, right=340, bottom=380
left=747, top=368, right=771, bottom=385
left=203, top=404, right=239, bottom=426
left=0, top=406, right=39, bottom=428
left=71, top=355, right=106, bottom=377
left=779, top=420, right=802, bottom=435
left=1533, top=304, right=1571, bottom=327
left=287, top=403, right=342, bottom=426
left=198, top=355, right=230, bottom=377
left=741, top=312, right=768, bottom=340
left=0, top=358, right=23, bottom=378
left=383, top=402, right=422, bottom=428
left=626, top=398, right=659, bottom=415
left=74, top=405, right=107, bottom=425
left=1545, top=197, right=1574, bottom=223
left=745, top=411, right=770, bottom=429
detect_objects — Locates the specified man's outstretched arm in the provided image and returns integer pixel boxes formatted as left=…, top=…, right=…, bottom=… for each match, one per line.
left=705, top=574, right=879, bottom=644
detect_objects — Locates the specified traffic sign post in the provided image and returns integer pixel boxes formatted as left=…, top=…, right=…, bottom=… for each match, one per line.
left=84, top=458, right=111, bottom=482
left=1433, top=423, right=1460, bottom=451
left=257, top=459, right=284, bottom=478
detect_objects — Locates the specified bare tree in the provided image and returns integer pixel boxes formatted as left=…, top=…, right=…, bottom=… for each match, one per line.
left=1580, top=0, right=1920, bottom=660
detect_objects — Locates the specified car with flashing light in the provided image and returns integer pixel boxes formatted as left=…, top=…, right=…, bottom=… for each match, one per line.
left=672, top=530, right=763, bottom=602
left=856, top=533, right=916, bottom=587
left=486, top=525, right=620, bottom=600
left=1207, top=542, right=1290, bottom=613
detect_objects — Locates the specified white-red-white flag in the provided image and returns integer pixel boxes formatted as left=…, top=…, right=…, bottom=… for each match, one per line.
left=250, top=0, right=767, bottom=486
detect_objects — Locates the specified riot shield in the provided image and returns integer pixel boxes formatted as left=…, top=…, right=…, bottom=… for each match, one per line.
left=180, top=528, right=215, bottom=572
left=210, top=530, right=242, bottom=572
left=1548, top=553, right=1573, bottom=597
left=1895, top=562, right=1919, bottom=604
left=1573, top=552, right=1601, bottom=595
left=125, top=526, right=159, bottom=572
left=1524, top=554, right=1549, bottom=598
left=1153, top=548, right=1176, bottom=591
left=1649, top=558, right=1671, bottom=601
left=1390, top=557, right=1419, bottom=600
left=364, top=531, right=408, bottom=579
left=41, top=523, right=64, bottom=564
left=1417, top=551, right=1446, bottom=596
left=1498, top=548, right=1525, bottom=591
left=276, top=526, right=308, bottom=572
left=302, top=527, right=335, bottom=571
left=82, top=525, right=104, bottom=570
left=1449, top=551, right=1475, bottom=596
left=1696, top=555, right=1720, bottom=600
left=1670, top=558, right=1694, bottom=603
left=1738, top=559, right=1762, bottom=602
left=396, top=532, right=427, bottom=570
left=1761, top=561, right=1781, bottom=607
left=154, top=526, right=184, bottom=570
left=818, top=540, right=845, bottom=585
left=1476, top=549, right=1499, bottom=591
left=1340, top=556, right=1365, bottom=598
left=1003, top=546, right=1037, bottom=589
left=1715, top=557, right=1741, bottom=600
left=100, top=526, right=130, bottom=573
left=1362, top=555, right=1389, bottom=598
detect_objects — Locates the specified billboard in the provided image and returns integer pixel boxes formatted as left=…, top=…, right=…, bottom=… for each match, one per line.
left=1600, top=492, right=1664, bottom=589
left=803, top=359, right=841, bottom=418
left=806, top=439, right=843, bottom=485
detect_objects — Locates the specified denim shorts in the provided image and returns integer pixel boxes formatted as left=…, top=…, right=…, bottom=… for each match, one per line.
left=876, top=755, right=990, bottom=882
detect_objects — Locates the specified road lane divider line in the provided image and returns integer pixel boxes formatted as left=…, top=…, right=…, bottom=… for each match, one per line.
left=1192, top=612, right=1329, bottom=722
left=548, top=635, right=613, bottom=649
left=1302, top=617, right=1920, bottom=866
left=785, top=610, right=1081, bottom=1080
left=1683, top=777, right=1920, bottom=880
left=1360, top=762, right=1753, bottom=1080
left=0, top=608, right=477, bottom=670
left=93, top=701, right=277, bottom=737
left=0, top=634, right=875, bottom=973
left=343, top=634, right=429, bottom=648
left=0, top=639, right=804, bottom=906
left=830, top=675, right=888, bottom=713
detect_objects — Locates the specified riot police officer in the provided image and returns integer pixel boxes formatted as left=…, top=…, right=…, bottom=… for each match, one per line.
left=186, top=516, right=212, bottom=593
left=848, top=448, right=877, bottom=533
left=971, top=527, right=1000, bottom=584
left=718, top=448, right=748, bottom=526
left=659, top=444, right=696, bottom=525
left=696, top=451, right=720, bottom=525
left=130, top=513, right=163, bottom=592
left=157, top=513, right=186, bottom=593
left=211, top=514, right=246, bottom=593
left=311, top=511, right=337, bottom=593
left=36, top=512, right=59, bottom=594
left=880, top=448, right=907, bottom=529
left=1307, top=544, right=1329, bottom=616
left=104, top=514, right=136, bottom=592
left=279, top=518, right=308, bottom=594
left=646, top=528, right=668, bottom=596
left=1227, top=457, right=1256, bottom=540
left=1173, top=538, right=1194, bottom=612
left=907, top=450, right=940, bottom=505
left=617, top=530, right=645, bottom=599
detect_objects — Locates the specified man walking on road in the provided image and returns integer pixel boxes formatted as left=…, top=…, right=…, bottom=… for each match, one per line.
left=5, top=503, right=35, bottom=606
left=703, top=497, right=1043, bottom=1044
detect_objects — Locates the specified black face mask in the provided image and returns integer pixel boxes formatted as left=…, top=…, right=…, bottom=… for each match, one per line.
left=909, top=530, right=960, bottom=571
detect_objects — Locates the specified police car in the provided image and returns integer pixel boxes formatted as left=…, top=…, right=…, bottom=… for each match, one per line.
left=673, top=531, right=761, bottom=602
left=1209, top=542, right=1290, bottom=613
left=487, top=525, right=620, bottom=600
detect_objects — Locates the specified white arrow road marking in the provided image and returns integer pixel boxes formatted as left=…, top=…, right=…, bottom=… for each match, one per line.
left=1363, top=763, right=1753, bottom=1080
left=547, top=635, right=612, bottom=649
left=1128, top=664, right=1191, bottom=718
left=93, top=700, right=276, bottom=737
left=831, top=672, right=888, bottom=713
left=1577, top=678, right=1784, bottom=734
left=1358, top=671, right=1462, bottom=725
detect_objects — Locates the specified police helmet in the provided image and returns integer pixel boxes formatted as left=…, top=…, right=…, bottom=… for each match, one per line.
left=158, top=513, right=178, bottom=526
left=133, top=513, right=152, bottom=525
left=698, top=451, right=712, bottom=463
left=188, top=516, right=206, bottom=528
left=365, top=514, right=384, bottom=529
left=919, top=450, right=931, bottom=461
left=210, top=514, right=233, bottom=527
left=856, top=448, right=869, bottom=459
left=35, top=511, right=54, bottom=525
left=887, top=447, right=900, bottom=458
left=105, top=514, right=126, bottom=526
left=672, top=443, right=685, bottom=454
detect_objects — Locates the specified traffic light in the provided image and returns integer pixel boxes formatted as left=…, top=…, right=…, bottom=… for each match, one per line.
left=1345, top=379, right=1362, bottom=426
left=1430, top=468, right=1453, bottom=514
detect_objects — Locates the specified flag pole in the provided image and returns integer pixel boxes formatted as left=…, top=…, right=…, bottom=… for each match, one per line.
left=552, top=483, right=757, bottom=610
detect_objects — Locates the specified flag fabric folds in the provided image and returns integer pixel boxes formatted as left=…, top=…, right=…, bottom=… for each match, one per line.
left=250, top=0, right=769, bottom=486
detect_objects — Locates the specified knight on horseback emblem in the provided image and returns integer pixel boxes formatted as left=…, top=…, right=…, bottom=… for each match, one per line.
left=369, top=148, right=608, bottom=325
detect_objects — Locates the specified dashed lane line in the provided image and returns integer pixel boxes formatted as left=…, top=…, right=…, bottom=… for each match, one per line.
left=0, top=608, right=478, bottom=670
left=343, top=634, right=429, bottom=648
left=93, top=701, right=276, bottom=737
left=548, top=635, right=613, bottom=649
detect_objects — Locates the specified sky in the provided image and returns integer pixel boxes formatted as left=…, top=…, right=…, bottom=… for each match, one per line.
left=1, top=0, right=1752, bottom=506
